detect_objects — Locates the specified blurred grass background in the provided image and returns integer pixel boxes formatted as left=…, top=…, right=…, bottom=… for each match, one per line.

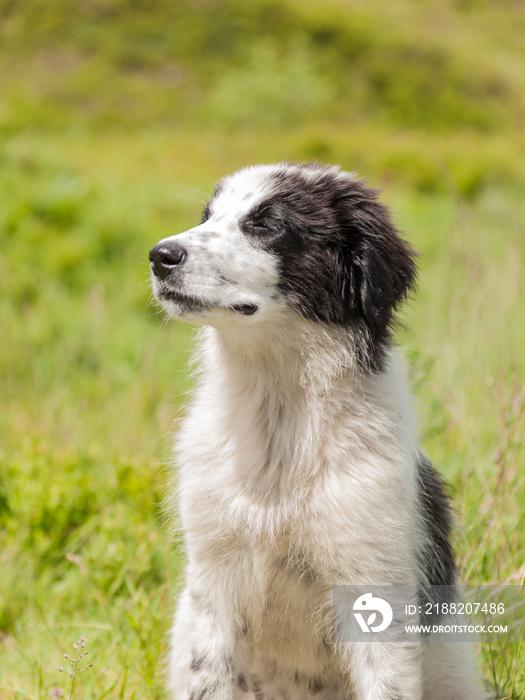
left=0, top=0, right=524, bottom=697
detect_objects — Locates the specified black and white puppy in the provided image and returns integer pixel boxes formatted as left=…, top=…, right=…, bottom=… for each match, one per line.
left=149, top=162, right=483, bottom=700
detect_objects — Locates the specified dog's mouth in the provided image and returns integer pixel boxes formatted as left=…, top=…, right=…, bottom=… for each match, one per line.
left=229, top=303, right=258, bottom=316
left=159, top=289, right=208, bottom=311
left=158, top=290, right=258, bottom=316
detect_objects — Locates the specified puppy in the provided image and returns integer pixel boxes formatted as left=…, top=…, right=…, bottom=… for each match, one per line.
left=149, top=162, right=483, bottom=700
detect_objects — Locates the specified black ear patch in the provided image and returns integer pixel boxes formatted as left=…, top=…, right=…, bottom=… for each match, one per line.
left=261, top=164, right=418, bottom=369
left=340, top=182, right=418, bottom=335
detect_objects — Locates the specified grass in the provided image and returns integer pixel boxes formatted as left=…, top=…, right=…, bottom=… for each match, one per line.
left=1, top=127, right=523, bottom=698
left=0, top=0, right=524, bottom=696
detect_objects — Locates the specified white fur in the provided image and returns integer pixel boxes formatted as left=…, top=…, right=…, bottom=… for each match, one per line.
left=150, top=165, right=486, bottom=700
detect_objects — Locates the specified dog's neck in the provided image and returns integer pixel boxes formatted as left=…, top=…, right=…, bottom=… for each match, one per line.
left=189, top=313, right=411, bottom=501
left=200, top=309, right=364, bottom=393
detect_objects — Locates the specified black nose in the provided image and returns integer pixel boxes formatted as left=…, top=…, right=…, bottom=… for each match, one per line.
left=149, top=242, right=187, bottom=279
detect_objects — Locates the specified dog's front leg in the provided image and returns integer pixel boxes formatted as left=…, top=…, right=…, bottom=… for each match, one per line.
left=342, top=641, right=423, bottom=700
left=168, top=586, right=237, bottom=700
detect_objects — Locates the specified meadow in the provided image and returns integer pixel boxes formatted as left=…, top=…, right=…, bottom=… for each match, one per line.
left=0, top=0, right=524, bottom=697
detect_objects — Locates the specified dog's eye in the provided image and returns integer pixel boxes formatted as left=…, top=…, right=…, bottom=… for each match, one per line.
left=247, top=221, right=269, bottom=236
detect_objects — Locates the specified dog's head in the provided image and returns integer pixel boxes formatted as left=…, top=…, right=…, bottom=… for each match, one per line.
left=150, top=162, right=417, bottom=361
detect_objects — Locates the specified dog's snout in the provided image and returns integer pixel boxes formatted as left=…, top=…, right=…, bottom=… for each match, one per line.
left=149, top=242, right=187, bottom=279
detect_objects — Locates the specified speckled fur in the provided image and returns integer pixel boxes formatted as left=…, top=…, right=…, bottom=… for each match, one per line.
left=149, top=163, right=485, bottom=700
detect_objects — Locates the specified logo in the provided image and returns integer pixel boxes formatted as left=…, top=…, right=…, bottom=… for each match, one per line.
left=352, top=593, right=393, bottom=633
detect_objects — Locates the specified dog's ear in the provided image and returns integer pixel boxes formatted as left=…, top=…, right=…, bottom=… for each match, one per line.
left=338, top=179, right=418, bottom=335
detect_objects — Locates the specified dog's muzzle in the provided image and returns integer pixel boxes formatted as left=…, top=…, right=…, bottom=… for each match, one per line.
left=149, top=238, right=260, bottom=317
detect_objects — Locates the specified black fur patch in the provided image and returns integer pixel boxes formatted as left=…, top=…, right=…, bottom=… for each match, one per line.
left=189, top=684, right=217, bottom=700
left=190, top=654, right=205, bottom=672
left=235, top=615, right=249, bottom=640
left=201, top=202, right=211, bottom=224
left=213, top=162, right=417, bottom=370
left=251, top=676, right=265, bottom=700
left=308, top=676, right=325, bottom=694
left=416, top=453, right=456, bottom=587
left=293, top=673, right=325, bottom=695
left=201, top=181, right=224, bottom=224
left=236, top=672, right=248, bottom=692
left=223, top=655, right=234, bottom=674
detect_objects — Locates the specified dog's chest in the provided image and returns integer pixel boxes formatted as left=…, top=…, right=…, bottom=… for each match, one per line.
left=229, top=545, right=348, bottom=700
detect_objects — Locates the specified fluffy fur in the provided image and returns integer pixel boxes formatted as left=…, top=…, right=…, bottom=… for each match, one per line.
left=149, top=162, right=484, bottom=700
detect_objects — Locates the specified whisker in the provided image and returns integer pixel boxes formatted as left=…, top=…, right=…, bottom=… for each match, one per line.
left=165, top=184, right=212, bottom=207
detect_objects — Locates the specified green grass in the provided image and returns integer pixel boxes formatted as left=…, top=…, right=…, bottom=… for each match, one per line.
left=1, top=0, right=524, bottom=696
left=1, top=128, right=523, bottom=699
